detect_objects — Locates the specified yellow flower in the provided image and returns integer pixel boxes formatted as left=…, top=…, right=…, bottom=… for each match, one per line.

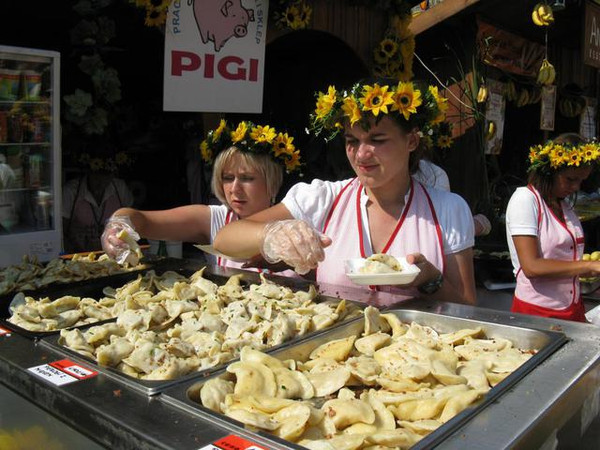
left=213, top=119, right=227, bottom=140
left=549, top=146, right=567, bottom=168
left=200, top=140, right=212, bottom=162
left=429, top=85, right=448, bottom=124
left=390, top=14, right=410, bottom=38
left=250, top=125, right=277, bottom=144
left=144, top=8, right=167, bottom=27
left=581, top=143, right=600, bottom=163
left=538, top=143, right=551, bottom=156
left=145, top=0, right=170, bottom=11
left=231, top=122, right=248, bottom=142
left=342, top=96, right=362, bottom=127
left=400, top=37, right=415, bottom=60
left=529, top=147, right=540, bottom=164
left=284, top=150, right=301, bottom=172
left=115, top=152, right=129, bottom=165
left=315, top=86, right=337, bottom=119
left=298, top=2, right=312, bottom=28
left=567, top=150, right=582, bottom=166
left=284, top=5, right=301, bottom=29
left=90, top=158, right=104, bottom=171
left=361, top=83, right=395, bottom=117
left=379, top=38, right=398, bottom=58
left=391, top=82, right=422, bottom=121
left=273, top=133, right=295, bottom=157
left=437, top=135, right=453, bottom=149
left=373, top=48, right=390, bottom=65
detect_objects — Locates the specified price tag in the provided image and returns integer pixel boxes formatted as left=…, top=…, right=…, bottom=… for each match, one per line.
left=49, top=359, right=97, bottom=380
left=0, top=326, right=11, bottom=336
left=198, top=435, right=266, bottom=450
left=28, top=359, right=98, bottom=386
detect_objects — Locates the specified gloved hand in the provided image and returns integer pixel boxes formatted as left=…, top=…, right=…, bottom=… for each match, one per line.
left=101, top=215, right=142, bottom=266
left=260, top=220, right=331, bottom=275
left=473, top=213, right=492, bottom=236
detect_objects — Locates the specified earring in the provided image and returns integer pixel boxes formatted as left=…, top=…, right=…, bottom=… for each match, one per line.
left=271, top=197, right=276, bottom=205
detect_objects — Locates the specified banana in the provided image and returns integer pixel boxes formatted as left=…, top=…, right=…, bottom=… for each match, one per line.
left=537, top=59, right=555, bottom=86
left=477, top=85, right=489, bottom=103
left=506, top=80, right=517, bottom=102
left=486, top=121, right=496, bottom=141
left=532, top=3, right=554, bottom=26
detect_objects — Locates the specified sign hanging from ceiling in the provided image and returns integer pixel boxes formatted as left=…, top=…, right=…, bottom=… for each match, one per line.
left=584, top=1, right=600, bottom=69
left=163, top=0, right=268, bottom=113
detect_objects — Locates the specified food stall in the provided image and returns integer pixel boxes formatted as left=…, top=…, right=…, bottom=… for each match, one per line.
left=0, top=261, right=599, bottom=449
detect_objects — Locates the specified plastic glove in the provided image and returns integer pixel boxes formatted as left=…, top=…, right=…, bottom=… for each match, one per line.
left=101, top=215, right=142, bottom=266
left=260, top=220, right=330, bottom=275
left=473, top=213, right=492, bottom=236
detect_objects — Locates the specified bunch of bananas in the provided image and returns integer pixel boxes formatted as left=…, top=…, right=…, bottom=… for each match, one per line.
left=476, top=85, right=489, bottom=103
left=515, top=88, right=531, bottom=107
left=505, top=80, right=518, bottom=102
left=558, top=97, right=586, bottom=118
left=537, top=58, right=556, bottom=85
left=532, top=2, right=554, bottom=26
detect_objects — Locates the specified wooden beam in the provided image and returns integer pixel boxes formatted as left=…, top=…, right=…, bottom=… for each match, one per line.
left=410, top=0, right=482, bottom=35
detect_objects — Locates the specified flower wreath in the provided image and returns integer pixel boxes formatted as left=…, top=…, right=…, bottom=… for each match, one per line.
left=200, top=120, right=302, bottom=174
left=78, top=151, right=134, bottom=173
left=528, top=140, right=600, bottom=173
left=309, top=80, right=449, bottom=142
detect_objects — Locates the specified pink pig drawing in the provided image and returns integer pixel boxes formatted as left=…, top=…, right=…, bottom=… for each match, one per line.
left=189, top=0, right=255, bottom=52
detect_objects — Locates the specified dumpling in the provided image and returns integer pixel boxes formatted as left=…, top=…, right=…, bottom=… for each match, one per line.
left=359, top=254, right=403, bottom=273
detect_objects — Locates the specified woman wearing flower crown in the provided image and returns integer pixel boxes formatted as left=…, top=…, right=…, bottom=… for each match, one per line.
left=505, top=133, right=600, bottom=322
left=101, top=120, right=302, bottom=271
left=214, top=79, right=477, bottom=305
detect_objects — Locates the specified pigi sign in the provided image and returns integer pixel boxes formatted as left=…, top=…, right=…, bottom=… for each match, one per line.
left=164, top=0, right=268, bottom=112
left=584, top=1, right=600, bottom=69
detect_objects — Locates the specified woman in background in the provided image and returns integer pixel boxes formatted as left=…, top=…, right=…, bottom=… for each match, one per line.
left=505, top=133, right=600, bottom=321
left=101, top=120, right=302, bottom=271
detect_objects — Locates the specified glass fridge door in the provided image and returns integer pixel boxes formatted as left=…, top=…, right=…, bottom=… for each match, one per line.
left=0, top=46, right=61, bottom=266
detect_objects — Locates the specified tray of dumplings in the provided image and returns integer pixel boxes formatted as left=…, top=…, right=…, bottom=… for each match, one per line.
left=37, top=266, right=364, bottom=395
left=160, top=307, right=567, bottom=450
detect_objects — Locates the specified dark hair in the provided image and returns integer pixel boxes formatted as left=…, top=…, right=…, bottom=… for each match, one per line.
left=528, top=133, right=586, bottom=200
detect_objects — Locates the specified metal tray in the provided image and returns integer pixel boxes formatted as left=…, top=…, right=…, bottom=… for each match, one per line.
left=39, top=265, right=365, bottom=396
left=0, top=259, right=197, bottom=339
left=160, top=309, right=567, bottom=450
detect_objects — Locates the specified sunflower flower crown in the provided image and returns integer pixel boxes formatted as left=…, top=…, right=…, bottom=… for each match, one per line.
left=527, top=140, right=600, bottom=173
left=309, top=81, right=449, bottom=142
left=78, top=151, right=134, bottom=173
left=200, top=120, right=302, bottom=174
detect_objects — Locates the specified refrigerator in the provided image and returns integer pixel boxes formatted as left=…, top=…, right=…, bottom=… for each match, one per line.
left=0, top=45, right=61, bottom=267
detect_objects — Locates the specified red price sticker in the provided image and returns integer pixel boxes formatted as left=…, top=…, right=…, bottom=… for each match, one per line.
left=49, top=359, right=97, bottom=380
left=199, top=435, right=266, bottom=450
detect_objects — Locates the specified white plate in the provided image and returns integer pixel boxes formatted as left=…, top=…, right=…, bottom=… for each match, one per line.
left=194, top=244, right=248, bottom=263
left=345, top=257, right=421, bottom=286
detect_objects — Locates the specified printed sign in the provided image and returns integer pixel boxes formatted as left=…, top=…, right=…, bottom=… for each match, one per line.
left=484, top=79, right=506, bottom=155
left=28, top=359, right=98, bottom=386
left=198, top=434, right=266, bottom=450
left=540, top=85, right=557, bottom=131
left=164, top=0, right=269, bottom=112
left=584, top=1, right=600, bottom=69
left=580, top=96, right=598, bottom=139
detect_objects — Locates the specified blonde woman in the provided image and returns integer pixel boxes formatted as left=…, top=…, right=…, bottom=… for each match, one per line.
left=101, top=120, right=301, bottom=270
left=214, top=79, right=476, bottom=305
left=506, top=133, right=600, bottom=321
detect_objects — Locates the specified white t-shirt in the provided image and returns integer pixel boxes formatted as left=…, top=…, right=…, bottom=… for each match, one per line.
left=413, top=160, right=450, bottom=192
left=505, top=187, right=541, bottom=274
left=282, top=178, right=474, bottom=255
left=208, top=204, right=231, bottom=265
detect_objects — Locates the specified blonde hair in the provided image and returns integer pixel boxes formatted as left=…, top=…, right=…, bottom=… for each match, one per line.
left=211, top=146, right=284, bottom=206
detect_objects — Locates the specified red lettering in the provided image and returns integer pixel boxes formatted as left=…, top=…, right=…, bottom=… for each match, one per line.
left=171, top=51, right=201, bottom=76
left=204, top=54, right=215, bottom=78
left=249, top=58, right=258, bottom=82
left=218, top=56, right=246, bottom=80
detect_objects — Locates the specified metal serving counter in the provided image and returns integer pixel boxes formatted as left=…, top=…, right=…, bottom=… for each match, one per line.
left=0, top=284, right=599, bottom=448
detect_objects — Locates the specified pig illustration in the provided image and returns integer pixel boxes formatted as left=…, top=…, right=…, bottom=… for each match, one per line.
left=189, top=0, right=255, bottom=52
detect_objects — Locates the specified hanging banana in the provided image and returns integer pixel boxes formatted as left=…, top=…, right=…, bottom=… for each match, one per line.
left=485, top=121, right=496, bottom=141
left=532, top=2, right=554, bottom=26
left=477, top=85, right=489, bottom=103
left=537, top=58, right=556, bottom=86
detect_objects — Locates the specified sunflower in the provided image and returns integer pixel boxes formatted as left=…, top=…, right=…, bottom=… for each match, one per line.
left=200, top=141, right=213, bottom=162
left=250, top=125, right=277, bottom=144
left=361, top=84, right=395, bottom=117
left=231, top=122, right=249, bottom=143
left=315, top=86, right=337, bottom=119
left=437, top=135, right=453, bottom=149
left=298, top=2, right=312, bottom=29
left=567, top=150, right=583, bottom=166
left=581, top=143, right=600, bottom=163
left=115, top=152, right=130, bottom=166
left=342, top=96, right=362, bottom=127
left=284, top=5, right=301, bottom=28
left=380, top=38, right=398, bottom=58
left=390, top=14, right=410, bottom=38
left=549, top=146, right=567, bottom=168
left=391, top=82, right=422, bottom=120
left=429, top=85, right=448, bottom=124
left=273, top=133, right=295, bottom=157
left=284, top=150, right=302, bottom=172
left=147, top=0, right=170, bottom=11
left=90, top=158, right=104, bottom=171
left=144, top=8, right=167, bottom=27
left=213, top=119, right=227, bottom=140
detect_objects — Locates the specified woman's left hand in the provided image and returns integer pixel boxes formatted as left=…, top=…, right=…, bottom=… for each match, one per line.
left=406, top=253, right=442, bottom=287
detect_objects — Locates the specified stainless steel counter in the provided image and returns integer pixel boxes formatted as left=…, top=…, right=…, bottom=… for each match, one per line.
left=0, top=295, right=599, bottom=449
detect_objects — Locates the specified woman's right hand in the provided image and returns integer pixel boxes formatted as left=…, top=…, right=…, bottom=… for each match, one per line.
left=101, top=215, right=140, bottom=263
left=260, top=220, right=331, bottom=275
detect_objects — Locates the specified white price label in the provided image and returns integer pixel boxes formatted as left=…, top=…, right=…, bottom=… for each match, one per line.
left=0, top=327, right=11, bottom=336
left=28, top=364, right=78, bottom=386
